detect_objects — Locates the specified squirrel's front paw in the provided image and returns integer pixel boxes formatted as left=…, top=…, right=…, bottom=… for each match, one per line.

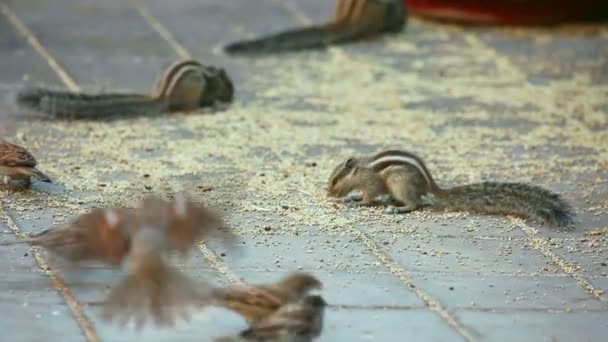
left=384, top=205, right=415, bottom=214
left=345, top=201, right=362, bottom=208
left=341, top=194, right=363, bottom=203
left=384, top=206, right=401, bottom=214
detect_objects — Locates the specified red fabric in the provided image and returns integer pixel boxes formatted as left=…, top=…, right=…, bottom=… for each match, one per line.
left=407, top=0, right=608, bottom=25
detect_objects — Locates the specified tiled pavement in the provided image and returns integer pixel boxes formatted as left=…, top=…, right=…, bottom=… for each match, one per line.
left=0, top=1, right=607, bottom=341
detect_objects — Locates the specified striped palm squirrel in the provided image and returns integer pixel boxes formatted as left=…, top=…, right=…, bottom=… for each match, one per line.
left=16, top=59, right=233, bottom=119
left=327, top=149, right=575, bottom=229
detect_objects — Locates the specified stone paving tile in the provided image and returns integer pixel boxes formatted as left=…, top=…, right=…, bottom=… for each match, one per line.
left=0, top=220, right=83, bottom=342
left=233, top=269, right=426, bottom=308
left=205, top=234, right=383, bottom=273
left=3, top=206, right=91, bottom=237
left=589, top=278, right=608, bottom=297
left=551, top=236, right=608, bottom=277
left=474, top=29, right=608, bottom=86
left=60, top=267, right=233, bottom=342
left=408, top=273, right=606, bottom=310
left=63, top=307, right=469, bottom=342
left=374, top=233, right=557, bottom=275
left=0, top=16, right=59, bottom=86
left=323, top=308, right=467, bottom=342
left=82, top=307, right=245, bottom=342
left=8, top=0, right=175, bottom=89
left=140, top=0, right=316, bottom=103
left=353, top=212, right=529, bottom=238
left=456, top=310, right=608, bottom=342
left=141, top=0, right=296, bottom=57
left=0, top=300, right=82, bottom=342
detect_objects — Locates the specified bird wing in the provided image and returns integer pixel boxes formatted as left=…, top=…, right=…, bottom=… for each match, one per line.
left=0, top=142, right=37, bottom=167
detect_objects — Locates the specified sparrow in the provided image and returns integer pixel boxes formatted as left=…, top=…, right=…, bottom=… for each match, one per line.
left=1, top=194, right=235, bottom=328
left=211, top=272, right=323, bottom=325
left=0, top=141, right=52, bottom=187
left=0, top=194, right=233, bottom=267
left=100, top=195, right=220, bottom=329
left=133, top=194, right=235, bottom=256
left=216, top=295, right=327, bottom=342
left=0, top=207, right=133, bottom=268
left=100, top=224, right=211, bottom=329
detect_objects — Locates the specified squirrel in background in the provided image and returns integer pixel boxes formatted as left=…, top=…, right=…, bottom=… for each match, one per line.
left=16, top=59, right=233, bottom=120
left=223, top=0, right=406, bottom=55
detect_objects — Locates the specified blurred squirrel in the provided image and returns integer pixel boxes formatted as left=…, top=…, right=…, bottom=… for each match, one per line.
left=16, top=60, right=233, bottom=119
left=224, top=0, right=406, bottom=55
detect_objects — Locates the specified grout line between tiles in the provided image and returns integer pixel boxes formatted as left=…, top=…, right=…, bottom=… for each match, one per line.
left=513, top=219, right=608, bottom=305
left=197, top=243, right=244, bottom=284
left=129, top=0, right=192, bottom=60
left=0, top=202, right=100, bottom=342
left=348, top=225, right=478, bottom=341
left=270, top=0, right=314, bottom=25
left=0, top=3, right=79, bottom=91
left=0, top=3, right=109, bottom=340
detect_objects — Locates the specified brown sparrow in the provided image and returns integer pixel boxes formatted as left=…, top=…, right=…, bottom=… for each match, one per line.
left=101, top=195, right=218, bottom=329
left=0, top=141, right=51, bottom=187
left=241, top=295, right=327, bottom=341
left=0, top=194, right=232, bottom=267
left=216, top=295, right=327, bottom=342
left=132, top=194, right=235, bottom=256
left=101, top=224, right=211, bottom=329
left=0, top=207, right=133, bottom=268
left=211, top=272, right=322, bottom=325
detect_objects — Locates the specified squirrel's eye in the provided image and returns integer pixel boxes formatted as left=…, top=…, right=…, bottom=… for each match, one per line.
left=331, top=178, right=338, bottom=186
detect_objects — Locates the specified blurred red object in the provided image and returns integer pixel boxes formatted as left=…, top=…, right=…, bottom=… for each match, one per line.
left=407, top=0, right=608, bottom=25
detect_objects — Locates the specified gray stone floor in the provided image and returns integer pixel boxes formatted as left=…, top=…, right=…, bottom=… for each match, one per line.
left=0, top=0, right=607, bottom=341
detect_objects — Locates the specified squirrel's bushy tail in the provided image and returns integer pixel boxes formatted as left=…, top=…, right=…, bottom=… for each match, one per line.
left=434, top=182, right=575, bottom=229
left=223, top=24, right=368, bottom=55
left=16, top=87, right=164, bottom=120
